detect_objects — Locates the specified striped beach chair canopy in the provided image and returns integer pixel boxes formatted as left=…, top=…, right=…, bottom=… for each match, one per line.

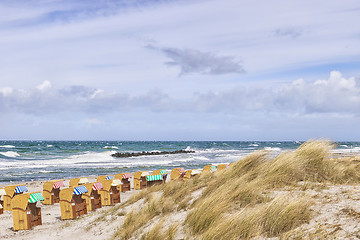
left=15, top=185, right=28, bottom=194
left=122, top=173, right=132, bottom=179
left=0, top=188, right=6, bottom=196
left=105, top=176, right=114, bottom=180
left=28, top=192, right=45, bottom=203
left=53, top=181, right=65, bottom=189
left=179, top=167, right=185, bottom=173
left=111, top=179, right=122, bottom=186
left=92, top=182, right=104, bottom=191
left=210, top=165, right=217, bottom=172
left=160, top=170, right=167, bottom=174
left=73, top=185, right=88, bottom=195
left=146, top=174, right=163, bottom=182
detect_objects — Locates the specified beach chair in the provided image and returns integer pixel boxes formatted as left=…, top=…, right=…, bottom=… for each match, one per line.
left=202, top=165, right=217, bottom=173
left=96, top=175, right=114, bottom=182
left=69, top=177, right=89, bottom=187
left=12, top=192, right=44, bottom=230
left=42, top=180, right=65, bottom=205
left=114, top=173, right=132, bottom=192
left=152, top=169, right=168, bottom=183
left=82, top=182, right=103, bottom=211
left=59, top=186, right=88, bottom=220
left=0, top=188, right=5, bottom=213
left=183, top=169, right=202, bottom=180
left=98, top=179, right=121, bottom=206
left=146, top=174, right=164, bottom=187
left=170, top=167, right=185, bottom=181
left=217, top=164, right=229, bottom=171
left=133, top=171, right=150, bottom=190
left=3, top=185, right=28, bottom=211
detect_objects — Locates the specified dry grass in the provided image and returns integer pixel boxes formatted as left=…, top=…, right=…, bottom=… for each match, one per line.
left=140, top=220, right=178, bottom=240
left=186, top=140, right=336, bottom=236
left=113, top=193, right=176, bottom=239
left=201, top=196, right=313, bottom=239
left=107, top=140, right=360, bottom=239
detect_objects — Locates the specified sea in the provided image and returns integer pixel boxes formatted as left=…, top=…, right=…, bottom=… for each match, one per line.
left=0, top=141, right=359, bottom=183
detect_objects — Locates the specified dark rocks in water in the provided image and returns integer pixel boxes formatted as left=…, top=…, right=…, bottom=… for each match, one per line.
left=111, top=149, right=195, bottom=158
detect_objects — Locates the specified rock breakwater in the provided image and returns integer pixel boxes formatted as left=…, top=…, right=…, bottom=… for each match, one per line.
left=111, top=149, right=195, bottom=158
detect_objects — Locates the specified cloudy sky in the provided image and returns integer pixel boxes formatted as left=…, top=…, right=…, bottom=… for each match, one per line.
left=0, top=0, right=359, bottom=141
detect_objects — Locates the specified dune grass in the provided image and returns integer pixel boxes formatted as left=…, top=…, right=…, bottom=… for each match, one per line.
left=110, top=140, right=360, bottom=239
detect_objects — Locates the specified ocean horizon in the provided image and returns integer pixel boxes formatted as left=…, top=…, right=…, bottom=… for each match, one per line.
left=1, top=140, right=359, bottom=183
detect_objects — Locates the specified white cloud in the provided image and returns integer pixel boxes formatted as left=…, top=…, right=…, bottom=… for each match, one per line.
left=36, top=80, right=52, bottom=91
left=0, top=87, right=13, bottom=96
left=0, top=71, right=358, bottom=116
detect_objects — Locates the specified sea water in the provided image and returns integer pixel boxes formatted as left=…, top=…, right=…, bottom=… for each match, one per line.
left=0, top=141, right=359, bottom=183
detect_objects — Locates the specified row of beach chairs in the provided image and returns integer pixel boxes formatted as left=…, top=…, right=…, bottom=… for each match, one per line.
left=0, top=164, right=229, bottom=231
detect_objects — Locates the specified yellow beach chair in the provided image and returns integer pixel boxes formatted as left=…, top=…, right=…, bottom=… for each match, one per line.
left=96, top=175, right=114, bottom=182
left=42, top=180, right=65, bottom=205
left=82, top=182, right=103, bottom=211
left=171, top=167, right=185, bottom=181
left=59, top=186, right=88, bottom=220
left=12, top=192, right=44, bottom=230
left=69, top=177, right=89, bottom=187
left=217, top=164, right=229, bottom=171
left=3, top=185, right=28, bottom=211
left=98, top=179, right=121, bottom=206
left=183, top=169, right=201, bottom=180
left=133, top=171, right=150, bottom=190
left=114, top=173, right=132, bottom=192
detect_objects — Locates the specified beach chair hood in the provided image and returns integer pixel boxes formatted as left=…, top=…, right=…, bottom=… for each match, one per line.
left=79, top=178, right=89, bottom=184
left=191, top=169, right=202, bottom=175
left=83, top=182, right=104, bottom=195
left=134, top=171, right=149, bottom=179
left=12, top=192, right=44, bottom=211
left=43, top=180, right=65, bottom=192
left=122, top=173, right=132, bottom=179
left=0, top=188, right=6, bottom=196
left=60, top=187, right=75, bottom=202
left=115, top=173, right=131, bottom=179
left=146, top=174, right=163, bottom=182
left=101, top=179, right=121, bottom=191
left=74, top=185, right=88, bottom=195
left=69, top=178, right=81, bottom=187
left=111, top=179, right=122, bottom=186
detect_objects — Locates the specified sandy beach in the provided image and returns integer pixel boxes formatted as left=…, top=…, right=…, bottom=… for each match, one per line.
left=1, top=142, right=360, bottom=239
left=0, top=176, right=136, bottom=240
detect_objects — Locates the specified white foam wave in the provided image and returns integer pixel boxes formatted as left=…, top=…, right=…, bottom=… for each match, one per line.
left=332, top=147, right=360, bottom=153
left=264, top=147, right=281, bottom=151
left=0, top=151, right=20, bottom=158
left=47, top=145, right=53, bottom=147
left=0, top=145, right=15, bottom=148
left=104, top=146, right=119, bottom=149
left=185, top=146, right=192, bottom=151
left=339, top=145, right=348, bottom=148
left=249, top=144, right=259, bottom=147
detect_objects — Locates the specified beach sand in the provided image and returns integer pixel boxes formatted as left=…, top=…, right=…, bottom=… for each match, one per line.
left=0, top=177, right=138, bottom=240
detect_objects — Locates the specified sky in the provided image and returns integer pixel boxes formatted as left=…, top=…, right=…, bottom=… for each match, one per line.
left=0, top=0, right=359, bottom=141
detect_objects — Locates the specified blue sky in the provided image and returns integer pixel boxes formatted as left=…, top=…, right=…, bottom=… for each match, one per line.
left=0, top=0, right=359, bottom=141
